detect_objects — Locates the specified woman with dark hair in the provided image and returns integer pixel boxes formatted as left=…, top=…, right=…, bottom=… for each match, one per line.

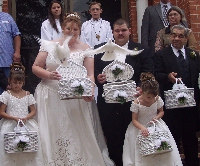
left=155, top=6, right=197, bottom=52
left=41, top=0, right=65, bottom=40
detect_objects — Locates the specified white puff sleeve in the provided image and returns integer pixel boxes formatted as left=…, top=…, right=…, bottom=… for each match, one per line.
left=157, top=96, right=164, bottom=109
left=130, top=102, right=139, bottom=113
left=28, top=94, right=36, bottom=106
left=0, top=91, right=9, bottom=105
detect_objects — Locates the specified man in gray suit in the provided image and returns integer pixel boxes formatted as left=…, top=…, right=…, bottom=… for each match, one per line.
left=141, top=0, right=171, bottom=51
left=141, top=0, right=187, bottom=57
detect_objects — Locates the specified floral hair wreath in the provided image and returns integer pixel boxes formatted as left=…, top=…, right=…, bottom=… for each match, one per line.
left=66, top=13, right=80, bottom=19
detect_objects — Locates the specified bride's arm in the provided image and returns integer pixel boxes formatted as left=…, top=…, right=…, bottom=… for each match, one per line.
left=83, top=56, right=95, bottom=102
left=32, top=51, right=61, bottom=80
left=83, top=57, right=94, bottom=82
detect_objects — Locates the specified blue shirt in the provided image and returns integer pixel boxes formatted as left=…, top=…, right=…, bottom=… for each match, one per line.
left=0, top=12, right=21, bottom=67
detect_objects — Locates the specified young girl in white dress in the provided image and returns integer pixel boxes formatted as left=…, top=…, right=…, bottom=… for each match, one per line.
left=0, top=62, right=44, bottom=165
left=123, top=72, right=183, bottom=166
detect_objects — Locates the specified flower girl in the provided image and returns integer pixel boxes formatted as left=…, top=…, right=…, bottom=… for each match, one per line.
left=123, top=72, right=183, bottom=166
left=0, top=62, right=43, bottom=165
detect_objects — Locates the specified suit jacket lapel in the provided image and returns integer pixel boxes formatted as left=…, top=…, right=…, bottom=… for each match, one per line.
left=155, top=4, right=164, bottom=24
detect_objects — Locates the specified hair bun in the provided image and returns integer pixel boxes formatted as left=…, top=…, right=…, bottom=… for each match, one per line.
left=140, top=72, right=155, bottom=82
left=10, top=62, right=25, bottom=72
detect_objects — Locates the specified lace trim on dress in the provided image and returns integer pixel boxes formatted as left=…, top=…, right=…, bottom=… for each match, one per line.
left=45, top=119, right=93, bottom=165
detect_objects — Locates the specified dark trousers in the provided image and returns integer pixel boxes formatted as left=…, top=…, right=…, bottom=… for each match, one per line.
left=97, top=101, right=132, bottom=166
left=163, top=107, right=199, bottom=166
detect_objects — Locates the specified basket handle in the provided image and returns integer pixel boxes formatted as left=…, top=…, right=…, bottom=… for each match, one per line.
left=16, top=119, right=30, bottom=133
left=153, top=119, right=167, bottom=131
left=175, top=78, right=183, bottom=85
left=145, top=121, right=156, bottom=133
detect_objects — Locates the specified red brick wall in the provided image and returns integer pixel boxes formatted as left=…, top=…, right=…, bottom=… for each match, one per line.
left=128, top=0, right=200, bottom=52
left=128, top=0, right=138, bottom=42
left=2, top=0, right=8, bottom=12
left=188, top=0, right=200, bottom=52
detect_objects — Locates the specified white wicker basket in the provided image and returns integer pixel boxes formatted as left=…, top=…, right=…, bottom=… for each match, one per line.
left=4, top=131, right=39, bottom=153
left=56, top=60, right=87, bottom=79
left=4, top=120, right=38, bottom=153
left=137, top=120, right=173, bottom=157
left=57, top=60, right=95, bottom=99
left=102, top=60, right=134, bottom=82
left=164, top=79, right=196, bottom=109
left=102, top=80, right=136, bottom=103
left=58, top=77, right=95, bottom=99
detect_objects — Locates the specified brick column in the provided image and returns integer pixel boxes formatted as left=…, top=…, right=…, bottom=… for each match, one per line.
left=128, top=0, right=138, bottom=42
left=188, top=0, right=200, bottom=52
left=2, top=0, right=8, bottom=12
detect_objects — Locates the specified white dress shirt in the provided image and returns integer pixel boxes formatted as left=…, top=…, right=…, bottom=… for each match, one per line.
left=80, top=18, right=113, bottom=47
left=41, top=19, right=62, bottom=40
left=171, top=44, right=186, bottom=59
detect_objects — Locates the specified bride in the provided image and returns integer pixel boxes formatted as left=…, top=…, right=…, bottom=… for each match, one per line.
left=32, top=12, right=114, bottom=166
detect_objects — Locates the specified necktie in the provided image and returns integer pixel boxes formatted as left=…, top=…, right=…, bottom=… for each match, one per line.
left=178, top=50, right=186, bottom=67
left=163, top=5, right=169, bottom=27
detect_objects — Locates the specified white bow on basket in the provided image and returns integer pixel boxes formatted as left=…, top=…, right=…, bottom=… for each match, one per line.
left=13, top=120, right=30, bottom=150
left=137, top=120, right=173, bottom=156
left=4, top=120, right=38, bottom=153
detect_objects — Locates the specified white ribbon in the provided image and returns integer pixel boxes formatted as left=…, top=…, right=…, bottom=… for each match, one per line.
left=175, top=92, right=189, bottom=99
left=12, top=120, right=30, bottom=148
left=113, top=90, right=128, bottom=98
left=71, top=80, right=87, bottom=90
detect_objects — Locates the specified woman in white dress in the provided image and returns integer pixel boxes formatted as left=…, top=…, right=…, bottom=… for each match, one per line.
left=0, top=62, right=43, bottom=165
left=33, top=12, right=114, bottom=166
left=41, top=0, right=64, bottom=40
left=123, top=72, right=183, bottom=166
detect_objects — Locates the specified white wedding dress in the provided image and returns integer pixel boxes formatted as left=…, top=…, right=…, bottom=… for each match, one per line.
left=123, top=97, right=183, bottom=166
left=34, top=42, right=114, bottom=166
left=0, top=91, right=44, bottom=166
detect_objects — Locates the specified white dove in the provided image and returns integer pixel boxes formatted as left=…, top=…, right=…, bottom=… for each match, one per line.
left=55, top=35, right=72, bottom=66
left=83, top=39, right=143, bottom=62
left=35, top=36, right=72, bottom=67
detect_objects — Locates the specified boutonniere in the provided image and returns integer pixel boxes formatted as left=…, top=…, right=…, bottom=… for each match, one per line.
left=190, top=51, right=196, bottom=58
left=134, top=47, right=138, bottom=51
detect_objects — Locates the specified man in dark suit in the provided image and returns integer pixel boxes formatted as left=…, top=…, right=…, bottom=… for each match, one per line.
left=94, top=18, right=153, bottom=166
left=141, top=0, right=188, bottom=57
left=154, top=24, right=200, bottom=166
